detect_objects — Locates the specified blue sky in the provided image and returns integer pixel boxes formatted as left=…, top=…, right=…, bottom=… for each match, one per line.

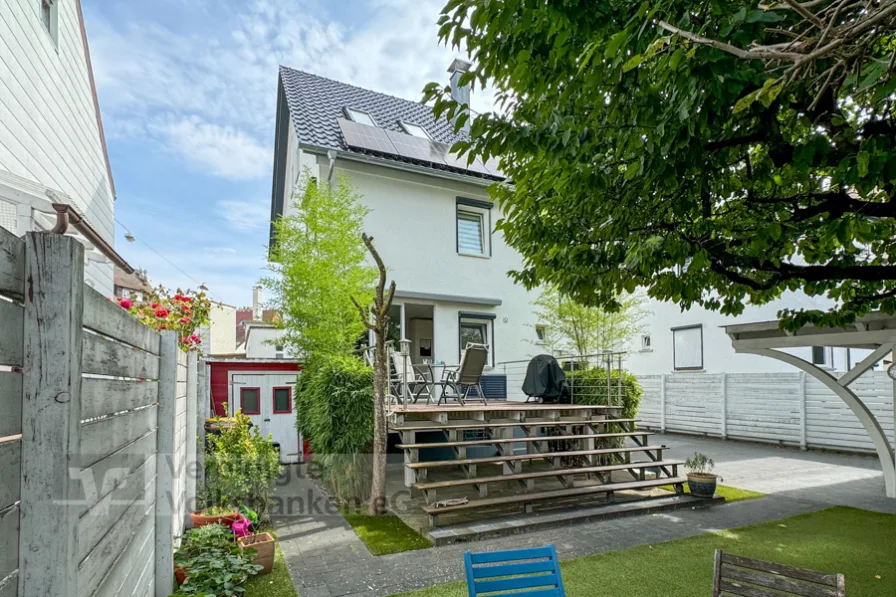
left=81, top=0, right=491, bottom=307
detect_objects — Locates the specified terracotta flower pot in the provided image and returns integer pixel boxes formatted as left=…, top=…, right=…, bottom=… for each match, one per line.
left=687, top=472, right=718, bottom=498
left=239, top=532, right=275, bottom=575
left=189, top=509, right=239, bottom=528
left=174, top=565, right=187, bottom=586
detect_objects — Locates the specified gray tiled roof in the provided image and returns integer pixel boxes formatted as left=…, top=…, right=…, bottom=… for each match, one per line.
left=279, top=66, right=495, bottom=179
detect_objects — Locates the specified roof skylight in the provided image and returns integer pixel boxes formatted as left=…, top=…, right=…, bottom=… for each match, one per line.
left=400, top=121, right=431, bottom=139
left=345, top=108, right=376, bottom=127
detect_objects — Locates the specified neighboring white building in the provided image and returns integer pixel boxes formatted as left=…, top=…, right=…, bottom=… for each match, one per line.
left=626, top=295, right=874, bottom=375
left=269, top=62, right=543, bottom=398
left=208, top=301, right=239, bottom=356
left=0, top=0, right=118, bottom=294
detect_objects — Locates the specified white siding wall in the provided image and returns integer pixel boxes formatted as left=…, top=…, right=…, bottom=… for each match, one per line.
left=208, top=302, right=237, bottom=356
left=0, top=0, right=115, bottom=293
left=245, top=326, right=288, bottom=359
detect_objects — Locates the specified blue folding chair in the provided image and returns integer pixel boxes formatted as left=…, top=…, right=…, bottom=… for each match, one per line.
left=464, top=545, right=566, bottom=597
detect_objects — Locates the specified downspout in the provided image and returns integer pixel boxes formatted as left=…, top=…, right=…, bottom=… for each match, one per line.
left=327, top=149, right=337, bottom=185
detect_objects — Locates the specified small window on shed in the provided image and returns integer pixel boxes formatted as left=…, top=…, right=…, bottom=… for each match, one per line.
left=240, top=387, right=261, bottom=415
left=273, top=387, right=292, bottom=414
left=346, top=108, right=376, bottom=127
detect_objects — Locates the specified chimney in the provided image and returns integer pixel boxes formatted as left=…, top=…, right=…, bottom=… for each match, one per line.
left=447, top=58, right=472, bottom=134
left=252, top=285, right=263, bottom=321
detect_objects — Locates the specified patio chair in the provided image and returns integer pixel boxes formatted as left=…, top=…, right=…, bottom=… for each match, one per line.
left=440, top=343, right=489, bottom=406
left=712, top=550, right=845, bottom=597
left=389, top=350, right=432, bottom=404
left=464, top=545, right=566, bottom=597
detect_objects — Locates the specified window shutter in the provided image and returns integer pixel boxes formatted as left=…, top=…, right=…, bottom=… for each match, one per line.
left=457, top=212, right=483, bottom=254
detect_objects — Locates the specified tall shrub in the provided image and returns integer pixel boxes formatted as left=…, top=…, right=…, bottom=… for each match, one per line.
left=568, top=368, right=642, bottom=422
left=297, top=355, right=374, bottom=503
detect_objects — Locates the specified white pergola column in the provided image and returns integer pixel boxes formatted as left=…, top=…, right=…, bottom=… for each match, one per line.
left=742, top=346, right=896, bottom=498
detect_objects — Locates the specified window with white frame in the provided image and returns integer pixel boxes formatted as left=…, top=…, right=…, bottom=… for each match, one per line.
left=641, top=334, right=651, bottom=350
left=345, top=108, right=376, bottom=126
left=812, top=346, right=833, bottom=368
left=39, top=0, right=58, bottom=45
left=400, top=122, right=430, bottom=139
left=535, top=325, right=547, bottom=343
left=459, top=313, right=494, bottom=366
left=672, top=325, right=703, bottom=370
left=456, top=198, right=492, bottom=257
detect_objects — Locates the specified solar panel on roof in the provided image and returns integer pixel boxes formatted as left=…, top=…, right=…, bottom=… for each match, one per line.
left=384, top=130, right=449, bottom=166
left=338, top=118, right=398, bottom=155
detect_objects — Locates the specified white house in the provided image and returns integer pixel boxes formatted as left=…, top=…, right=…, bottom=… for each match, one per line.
left=626, top=295, right=874, bottom=375
left=0, top=0, right=118, bottom=294
left=269, top=61, right=545, bottom=398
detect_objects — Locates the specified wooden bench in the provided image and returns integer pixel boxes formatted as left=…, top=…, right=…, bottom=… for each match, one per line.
left=412, top=459, right=684, bottom=503
left=424, top=475, right=688, bottom=526
left=713, top=550, right=845, bottom=597
left=406, top=444, right=666, bottom=483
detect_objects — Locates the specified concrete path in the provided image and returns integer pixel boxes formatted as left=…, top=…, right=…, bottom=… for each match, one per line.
left=273, top=434, right=896, bottom=597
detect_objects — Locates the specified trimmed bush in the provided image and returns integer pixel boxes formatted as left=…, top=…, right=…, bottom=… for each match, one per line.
left=568, top=368, right=642, bottom=421
left=296, top=355, right=374, bottom=503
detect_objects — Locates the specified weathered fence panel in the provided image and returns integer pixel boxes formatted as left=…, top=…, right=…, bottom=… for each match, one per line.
left=1, top=232, right=203, bottom=597
left=638, top=371, right=895, bottom=453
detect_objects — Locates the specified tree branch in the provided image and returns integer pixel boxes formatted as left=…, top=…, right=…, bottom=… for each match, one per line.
left=658, top=21, right=804, bottom=61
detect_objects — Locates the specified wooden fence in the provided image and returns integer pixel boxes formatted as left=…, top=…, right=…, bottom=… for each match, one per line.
left=638, top=372, right=895, bottom=453
left=0, top=230, right=208, bottom=597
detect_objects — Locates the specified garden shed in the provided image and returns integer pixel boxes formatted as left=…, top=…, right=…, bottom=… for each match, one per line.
left=207, top=358, right=302, bottom=464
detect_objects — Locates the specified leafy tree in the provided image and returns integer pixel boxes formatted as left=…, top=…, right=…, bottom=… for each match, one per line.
left=264, top=173, right=375, bottom=359
left=535, top=288, right=648, bottom=355
left=425, top=1, right=896, bottom=330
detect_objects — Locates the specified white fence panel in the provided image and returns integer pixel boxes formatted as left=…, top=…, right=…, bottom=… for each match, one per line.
left=663, top=373, right=723, bottom=435
left=725, top=373, right=802, bottom=445
left=805, top=373, right=895, bottom=452
left=636, top=375, right=663, bottom=428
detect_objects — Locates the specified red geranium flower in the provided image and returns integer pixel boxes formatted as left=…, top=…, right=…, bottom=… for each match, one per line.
left=151, top=302, right=160, bottom=309
left=179, top=316, right=191, bottom=324
left=154, top=308, right=169, bottom=318
left=118, top=298, right=133, bottom=309
left=190, top=334, right=201, bottom=343
left=182, top=296, right=193, bottom=303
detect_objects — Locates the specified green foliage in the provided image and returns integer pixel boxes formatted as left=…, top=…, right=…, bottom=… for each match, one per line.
left=535, top=287, right=648, bottom=355
left=264, top=173, right=375, bottom=358
left=204, top=412, right=282, bottom=523
left=172, top=524, right=261, bottom=596
left=425, top=1, right=896, bottom=331
left=685, top=451, right=715, bottom=475
left=568, top=368, right=642, bottom=422
left=296, top=355, right=374, bottom=503
left=340, top=511, right=431, bottom=555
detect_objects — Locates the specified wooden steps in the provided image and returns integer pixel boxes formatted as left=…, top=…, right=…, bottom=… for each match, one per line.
left=424, top=476, right=689, bottom=526
left=397, top=431, right=652, bottom=450
left=406, top=445, right=665, bottom=470
left=393, top=418, right=640, bottom=433
left=411, top=459, right=684, bottom=503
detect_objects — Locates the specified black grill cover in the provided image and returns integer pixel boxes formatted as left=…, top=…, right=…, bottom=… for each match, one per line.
left=522, top=354, right=571, bottom=403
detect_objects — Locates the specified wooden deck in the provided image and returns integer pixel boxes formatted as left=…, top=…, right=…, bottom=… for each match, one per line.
left=391, top=403, right=621, bottom=415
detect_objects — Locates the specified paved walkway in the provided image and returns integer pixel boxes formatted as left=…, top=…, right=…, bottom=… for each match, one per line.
left=273, top=434, right=895, bottom=597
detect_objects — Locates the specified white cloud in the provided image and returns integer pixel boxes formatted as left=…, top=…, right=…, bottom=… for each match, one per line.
left=217, top=199, right=271, bottom=230
left=152, top=116, right=271, bottom=180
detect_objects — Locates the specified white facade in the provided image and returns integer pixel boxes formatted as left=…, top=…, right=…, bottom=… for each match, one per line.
left=244, top=323, right=288, bottom=359
left=627, top=295, right=871, bottom=375
left=208, top=301, right=238, bottom=356
left=281, top=132, right=544, bottom=371
left=0, top=0, right=116, bottom=293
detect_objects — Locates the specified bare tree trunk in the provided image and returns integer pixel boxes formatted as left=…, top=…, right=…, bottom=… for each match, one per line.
left=352, top=233, right=395, bottom=516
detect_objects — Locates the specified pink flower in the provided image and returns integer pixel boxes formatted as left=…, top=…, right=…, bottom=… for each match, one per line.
left=154, top=308, right=169, bottom=318
left=150, top=302, right=160, bottom=309
left=179, top=316, right=191, bottom=324
left=118, top=298, right=133, bottom=309
left=190, top=334, right=201, bottom=344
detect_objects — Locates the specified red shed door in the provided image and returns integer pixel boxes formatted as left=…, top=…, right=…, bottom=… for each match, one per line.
left=230, top=372, right=300, bottom=464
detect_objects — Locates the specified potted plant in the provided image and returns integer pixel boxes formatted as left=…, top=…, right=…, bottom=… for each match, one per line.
left=685, top=452, right=720, bottom=498
left=189, top=504, right=240, bottom=528
left=238, top=532, right=275, bottom=575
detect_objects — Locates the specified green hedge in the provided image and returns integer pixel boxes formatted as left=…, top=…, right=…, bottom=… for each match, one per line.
left=296, top=355, right=374, bottom=503
left=567, top=368, right=642, bottom=421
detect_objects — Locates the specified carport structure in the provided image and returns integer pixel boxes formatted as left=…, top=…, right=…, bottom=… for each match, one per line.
left=725, top=313, right=896, bottom=498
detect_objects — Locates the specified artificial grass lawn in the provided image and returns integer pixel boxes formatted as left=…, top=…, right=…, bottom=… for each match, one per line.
left=391, top=507, right=895, bottom=597
left=659, top=483, right=766, bottom=503
left=342, top=511, right=432, bottom=555
left=245, top=543, right=297, bottom=597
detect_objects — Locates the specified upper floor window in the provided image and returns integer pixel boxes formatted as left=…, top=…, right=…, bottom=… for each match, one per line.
left=535, top=325, right=547, bottom=344
left=345, top=108, right=376, bottom=127
left=40, top=0, right=58, bottom=45
left=812, top=346, right=833, bottom=369
left=672, top=324, right=702, bottom=371
left=401, top=122, right=430, bottom=139
left=456, top=198, right=492, bottom=257
left=641, top=334, right=651, bottom=350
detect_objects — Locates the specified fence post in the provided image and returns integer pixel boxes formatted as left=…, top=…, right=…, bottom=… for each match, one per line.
left=196, top=359, right=207, bottom=495
left=799, top=372, right=808, bottom=450
left=18, top=233, right=83, bottom=597
left=185, top=350, right=198, bottom=519
left=155, top=331, right=178, bottom=597
left=660, top=374, right=666, bottom=432
left=720, top=373, right=728, bottom=440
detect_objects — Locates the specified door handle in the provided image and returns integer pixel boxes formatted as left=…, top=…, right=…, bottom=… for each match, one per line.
left=263, top=418, right=271, bottom=422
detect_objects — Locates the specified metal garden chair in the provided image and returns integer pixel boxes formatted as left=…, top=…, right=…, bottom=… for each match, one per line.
left=464, top=545, right=566, bottom=597
left=389, top=349, right=432, bottom=404
left=440, top=343, right=489, bottom=405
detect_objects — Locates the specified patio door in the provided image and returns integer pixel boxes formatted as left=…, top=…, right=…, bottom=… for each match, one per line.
left=230, top=372, right=301, bottom=464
